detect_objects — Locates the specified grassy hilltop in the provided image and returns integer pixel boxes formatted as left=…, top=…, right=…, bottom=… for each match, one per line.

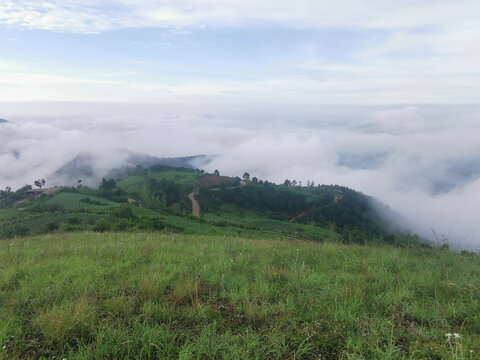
left=1, top=233, right=480, bottom=359
left=1, top=166, right=479, bottom=359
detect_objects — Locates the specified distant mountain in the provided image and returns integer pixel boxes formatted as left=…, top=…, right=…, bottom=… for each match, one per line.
left=429, top=157, right=480, bottom=195
left=0, top=118, right=8, bottom=124
left=123, top=152, right=211, bottom=169
left=50, top=150, right=212, bottom=187
left=105, top=153, right=212, bottom=180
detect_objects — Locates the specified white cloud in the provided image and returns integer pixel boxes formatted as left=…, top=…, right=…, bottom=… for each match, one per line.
left=1, top=1, right=479, bottom=33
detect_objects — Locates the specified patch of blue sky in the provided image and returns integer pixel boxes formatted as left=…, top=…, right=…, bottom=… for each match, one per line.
left=0, top=24, right=387, bottom=82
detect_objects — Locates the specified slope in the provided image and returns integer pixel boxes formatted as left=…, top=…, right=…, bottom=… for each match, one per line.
left=1, top=233, right=479, bottom=359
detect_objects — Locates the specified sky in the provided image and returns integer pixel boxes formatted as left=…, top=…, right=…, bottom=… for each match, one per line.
left=1, top=1, right=480, bottom=248
left=1, top=0, right=480, bottom=103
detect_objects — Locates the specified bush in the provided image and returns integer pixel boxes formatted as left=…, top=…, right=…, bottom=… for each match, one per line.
left=27, top=202, right=65, bottom=214
left=80, top=197, right=107, bottom=206
left=44, top=222, right=59, bottom=233
left=1, top=225, right=30, bottom=238
left=93, top=219, right=111, bottom=232
left=342, top=229, right=367, bottom=245
left=60, top=224, right=77, bottom=232
left=135, top=216, right=165, bottom=231
left=68, top=217, right=80, bottom=225
left=165, top=224, right=185, bottom=232
left=111, top=206, right=134, bottom=219
left=112, top=219, right=129, bottom=231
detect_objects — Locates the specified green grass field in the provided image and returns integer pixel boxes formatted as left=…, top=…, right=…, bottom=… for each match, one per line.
left=118, top=171, right=198, bottom=193
left=46, top=192, right=122, bottom=210
left=1, top=232, right=479, bottom=359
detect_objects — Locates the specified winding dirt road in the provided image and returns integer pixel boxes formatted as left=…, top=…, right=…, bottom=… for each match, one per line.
left=188, top=192, right=200, bottom=217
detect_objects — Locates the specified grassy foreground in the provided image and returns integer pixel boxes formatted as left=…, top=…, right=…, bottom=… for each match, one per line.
left=1, top=233, right=479, bottom=359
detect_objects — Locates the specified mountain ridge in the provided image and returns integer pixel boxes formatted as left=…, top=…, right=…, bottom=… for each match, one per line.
left=50, top=150, right=213, bottom=186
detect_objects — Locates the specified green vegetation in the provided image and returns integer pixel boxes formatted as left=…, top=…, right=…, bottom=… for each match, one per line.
left=46, top=192, right=120, bottom=210
left=197, top=183, right=393, bottom=236
left=1, top=233, right=479, bottom=359
left=1, top=166, right=479, bottom=358
left=0, top=166, right=425, bottom=247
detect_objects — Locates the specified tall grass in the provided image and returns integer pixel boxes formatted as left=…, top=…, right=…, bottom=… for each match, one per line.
left=0, top=232, right=479, bottom=359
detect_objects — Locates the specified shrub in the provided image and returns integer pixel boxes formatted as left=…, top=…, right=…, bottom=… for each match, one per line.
left=44, top=222, right=59, bottom=233
left=68, top=217, right=80, bottom=225
left=93, top=219, right=111, bottom=232
left=1, top=225, right=30, bottom=238
left=111, top=206, right=134, bottom=219
left=135, top=216, right=165, bottom=231
left=112, top=219, right=128, bottom=231
left=27, top=202, right=65, bottom=214
left=80, top=197, right=107, bottom=206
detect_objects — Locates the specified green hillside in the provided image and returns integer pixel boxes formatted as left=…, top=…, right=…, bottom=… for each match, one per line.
left=1, top=165, right=412, bottom=246
left=46, top=192, right=121, bottom=210
left=1, top=233, right=479, bottom=359
left=117, top=170, right=198, bottom=192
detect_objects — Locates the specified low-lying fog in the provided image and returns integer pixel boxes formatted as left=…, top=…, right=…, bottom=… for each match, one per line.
left=1, top=102, right=479, bottom=249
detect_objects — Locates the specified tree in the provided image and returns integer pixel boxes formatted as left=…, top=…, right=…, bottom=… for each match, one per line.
left=99, top=178, right=117, bottom=194
left=291, top=180, right=297, bottom=187
left=251, top=177, right=258, bottom=184
left=232, top=177, right=241, bottom=187
left=242, top=172, right=250, bottom=181
left=213, top=169, right=220, bottom=176
left=34, top=179, right=46, bottom=189
left=283, top=179, right=291, bottom=187
left=33, top=179, right=45, bottom=199
left=77, top=179, right=82, bottom=188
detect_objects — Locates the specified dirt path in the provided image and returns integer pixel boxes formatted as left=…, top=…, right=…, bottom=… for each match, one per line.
left=288, top=195, right=342, bottom=223
left=289, top=211, right=307, bottom=223
left=188, top=192, right=200, bottom=217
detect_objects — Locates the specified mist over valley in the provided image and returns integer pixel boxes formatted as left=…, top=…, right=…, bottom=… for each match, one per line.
left=1, top=102, right=479, bottom=248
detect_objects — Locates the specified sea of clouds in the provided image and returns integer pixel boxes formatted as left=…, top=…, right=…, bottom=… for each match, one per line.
left=1, top=102, right=479, bottom=248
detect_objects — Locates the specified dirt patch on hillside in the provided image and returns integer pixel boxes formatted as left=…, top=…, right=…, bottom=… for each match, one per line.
left=43, top=187, right=62, bottom=195
left=188, top=192, right=200, bottom=217
left=198, top=175, right=233, bottom=187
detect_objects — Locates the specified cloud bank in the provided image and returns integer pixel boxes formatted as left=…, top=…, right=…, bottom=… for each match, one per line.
left=1, top=102, right=479, bottom=249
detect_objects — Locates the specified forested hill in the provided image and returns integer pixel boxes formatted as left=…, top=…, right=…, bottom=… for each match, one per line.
left=0, top=165, right=419, bottom=246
